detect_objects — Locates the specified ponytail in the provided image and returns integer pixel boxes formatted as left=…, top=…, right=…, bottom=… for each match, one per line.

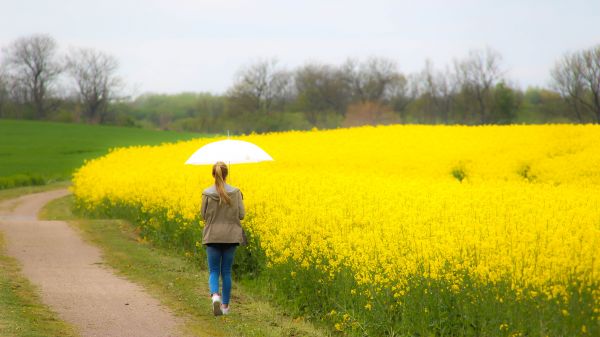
left=212, top=161, right=231, bottom=205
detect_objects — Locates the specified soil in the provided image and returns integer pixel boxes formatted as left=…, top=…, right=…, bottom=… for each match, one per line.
left=0, top=189, right=184, bottom=337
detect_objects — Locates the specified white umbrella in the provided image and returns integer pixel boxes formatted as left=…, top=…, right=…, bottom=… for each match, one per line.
left=184, top=139, right=274, bottom=165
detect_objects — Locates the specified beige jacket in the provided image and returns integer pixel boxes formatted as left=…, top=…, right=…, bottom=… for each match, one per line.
left=200, top=184, right=246, bottom=245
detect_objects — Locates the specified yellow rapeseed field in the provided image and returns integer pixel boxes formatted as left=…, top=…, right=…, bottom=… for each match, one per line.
left=72, top=124, right=600, bottom=334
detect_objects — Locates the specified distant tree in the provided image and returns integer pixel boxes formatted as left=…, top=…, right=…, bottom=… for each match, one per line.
left=342, top=57, right=404, bottom=103
left=490, top=82, right=519, bottom=124
left=551, top=51, right=587, bottom=122
left=388, top=73, right=419, bottom=122
left=227, top=59, right=291, bottom=116
left=551, top=45, right=600, bottom=123
left=454, top=47, right=504, bottom=124
left=294, top=62, right=349, bottom=124
left=580, top=46, right=600, bottom=123
left=66, top=48, right=121, bottom=123
left=0, top=69, right=9, bottom=117
left=418, top=60, right=456, bottom=123
left=521, top=87, right=570, bottom=122
left=1, top=34, right=62, bottom=119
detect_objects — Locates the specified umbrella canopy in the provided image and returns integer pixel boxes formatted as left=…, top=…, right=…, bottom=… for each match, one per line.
left=185, top=139, right=274, bottom=165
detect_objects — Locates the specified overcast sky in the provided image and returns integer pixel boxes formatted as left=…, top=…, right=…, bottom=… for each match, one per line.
left=1, top=0, right=598, bottom=95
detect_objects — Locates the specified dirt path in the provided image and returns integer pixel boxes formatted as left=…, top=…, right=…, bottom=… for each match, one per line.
left=0, top=189, right=183, bottom=337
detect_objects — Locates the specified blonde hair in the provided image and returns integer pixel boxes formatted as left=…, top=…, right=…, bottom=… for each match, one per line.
left=212, top=161, right=231, bottom=205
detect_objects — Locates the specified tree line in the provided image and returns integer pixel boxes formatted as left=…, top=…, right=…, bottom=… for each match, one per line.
left=1, top=34, right=599, bottom=133
left=0, top=34, right=123, bottom=124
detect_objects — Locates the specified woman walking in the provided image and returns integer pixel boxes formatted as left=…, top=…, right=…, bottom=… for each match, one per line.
left=200, top=161, right=246, bottom=316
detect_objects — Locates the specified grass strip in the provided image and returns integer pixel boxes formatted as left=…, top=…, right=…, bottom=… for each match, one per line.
left=0, top=183, right=78, bottom=336
left=0, top=181, right=71, bottom=203
left=0, top=231, right=78, bottom=337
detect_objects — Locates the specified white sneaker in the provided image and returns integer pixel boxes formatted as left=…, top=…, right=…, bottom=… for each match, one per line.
left=211, top=294, right=222, bottom=316
left=221, top=305, right=229, bottom=315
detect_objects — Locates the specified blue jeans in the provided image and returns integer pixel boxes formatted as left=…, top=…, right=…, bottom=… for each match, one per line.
left=206, top=244, right=237, bottom=305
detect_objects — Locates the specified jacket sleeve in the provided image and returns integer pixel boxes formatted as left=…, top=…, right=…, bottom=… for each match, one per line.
left=201, top=194, right=208, bottom=220
left=238, top=191, right=245, bottom=220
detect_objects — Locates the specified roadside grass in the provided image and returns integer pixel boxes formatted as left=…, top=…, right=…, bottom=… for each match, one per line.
left=0, top=119, right=207, bottom=189
left=0, top=181, right=71, bottom=203
left=0, top=234, right=79, bottom=337
left=40, top=195, right=331, bottom=337
left=0, top=186, right=78, bottom=337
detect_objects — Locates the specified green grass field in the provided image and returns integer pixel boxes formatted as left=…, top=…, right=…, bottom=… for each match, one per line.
left=0, top=119, right=207, bottom=188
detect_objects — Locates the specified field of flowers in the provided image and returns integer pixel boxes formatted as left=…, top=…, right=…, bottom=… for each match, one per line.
left=72, top=124, right=600, bottom=336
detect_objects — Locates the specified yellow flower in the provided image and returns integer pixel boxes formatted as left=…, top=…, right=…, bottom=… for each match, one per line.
left=72, top=124, right=600, bottom=315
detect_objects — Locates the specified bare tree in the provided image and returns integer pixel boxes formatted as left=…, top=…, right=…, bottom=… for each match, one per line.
left=551, top=45, right=600, bottom=123
left=342, top=57, right=403, bottom=103
left=1, top=34, right=62, bottom=118
left=454, top=47, right=503, bottom=124
left=0, top=68, right=9, bottom=117
left=419, top=60, right=456, bottom=123
left=227, top=59, right=291, bottom=115
left=294, top=62, right=349, bottom=123
left=551, top=52, right=587, bottom=122
left=580, top=46, right=600, bottom=123
left=66, top=48, right=121, bottom=123
left=388, top=73, right=419, bottom=122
